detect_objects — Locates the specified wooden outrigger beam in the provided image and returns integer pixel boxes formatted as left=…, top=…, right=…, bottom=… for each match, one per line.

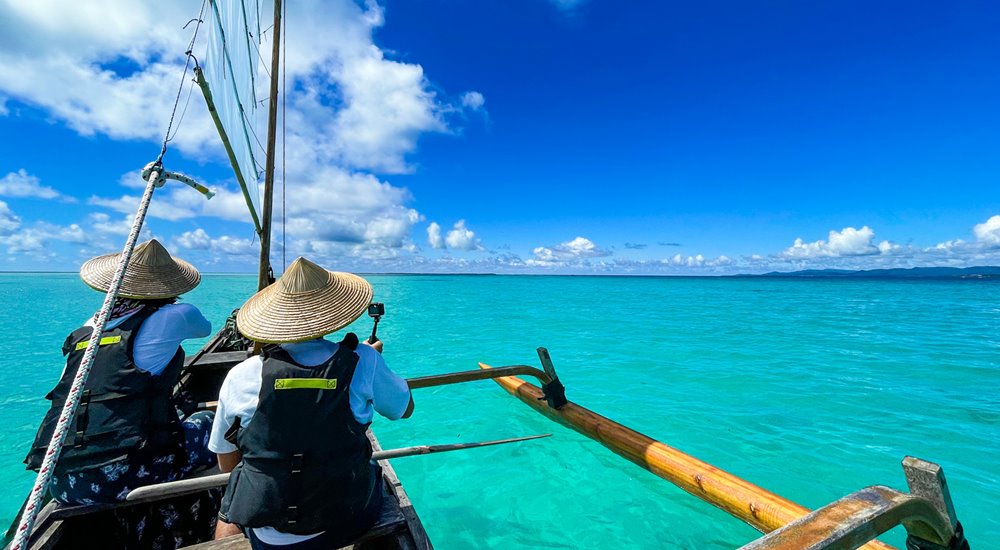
left=478, top=348, right=896, bottom=550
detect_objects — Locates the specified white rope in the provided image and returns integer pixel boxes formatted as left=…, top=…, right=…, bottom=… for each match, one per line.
left=11, top=165, right=163, bottom=550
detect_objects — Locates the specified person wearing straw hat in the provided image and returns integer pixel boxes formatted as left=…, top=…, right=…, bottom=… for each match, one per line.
left=24, top=239, right=216, bottom=508
left=209, top=257, right=414, bottom=549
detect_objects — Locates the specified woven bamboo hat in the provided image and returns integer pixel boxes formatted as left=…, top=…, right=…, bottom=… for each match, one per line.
left=80, top=239, right=201, bottom=299
left=237, top=257, right=373, bottom=343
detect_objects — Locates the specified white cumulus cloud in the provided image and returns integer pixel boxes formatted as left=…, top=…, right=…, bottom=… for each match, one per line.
left=529, top=236, right=611, bottom=265
left=0, top=170, right=68, bottom=200
left=461, top=91, right=485, bottom=110
left=171, top=227, right=256, bottom=258
left=175, top=228, right=212, bottom=250
left=781, top=226, right=882, bottom=258
left=425, top=220, right=483, bottom=251
left=444, top=220, right=483, bottom=250
left=973, top=215, right=1000, bottom=246
left=0, top=200, right=21, bottom=234
left=426, top=222, right=443, bottom=249
left=0, top=0, right=471, bottom=266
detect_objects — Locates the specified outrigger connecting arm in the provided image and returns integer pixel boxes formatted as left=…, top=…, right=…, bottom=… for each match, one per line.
left=407, top=347, right=568, bottom=409
left=141, top=161, right=216, bottom=199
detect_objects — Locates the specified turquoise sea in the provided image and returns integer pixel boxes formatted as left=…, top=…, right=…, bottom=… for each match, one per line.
left=0, top=273, right=997, bottom=548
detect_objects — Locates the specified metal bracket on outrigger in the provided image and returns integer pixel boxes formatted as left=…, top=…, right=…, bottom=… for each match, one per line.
left=739, top=456, right=971, bottom=550
left=406, top=347, right=568, bottom=409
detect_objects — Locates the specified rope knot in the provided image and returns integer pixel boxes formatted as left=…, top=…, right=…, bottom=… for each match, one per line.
left=140, top=162, right=167, bottom=188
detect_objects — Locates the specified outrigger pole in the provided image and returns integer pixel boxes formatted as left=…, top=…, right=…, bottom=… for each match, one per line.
left=476, top=348, right=970, bottom=550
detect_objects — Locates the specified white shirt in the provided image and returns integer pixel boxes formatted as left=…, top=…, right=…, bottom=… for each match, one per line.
left=208, top=338, right=412, bottom=546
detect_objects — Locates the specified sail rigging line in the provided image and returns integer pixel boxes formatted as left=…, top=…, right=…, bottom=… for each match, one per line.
left=12, top=167, right=159, bottom=550
left=166, top=3, right=210, bottom=144
left=163, top=0, right=209, bottom=149
left=165, top=71, right=198, bottom=144
left=238, top=0, right=259, bottom=107
left=10, top=13, right=220, bottom=544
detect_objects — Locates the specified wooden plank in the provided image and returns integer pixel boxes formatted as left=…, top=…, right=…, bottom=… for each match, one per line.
left=25, top=502, right=63, bottom=550
left=184, top=351, right=248, bottom=369
left=370, top=433, right=432, bottom=550
left=28, top=519, right=63, bottom=550
left=182, top=534, right=249, bottom=550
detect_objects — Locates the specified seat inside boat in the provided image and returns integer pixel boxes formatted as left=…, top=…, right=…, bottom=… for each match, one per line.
left=181, top=484, right=412, bottom=550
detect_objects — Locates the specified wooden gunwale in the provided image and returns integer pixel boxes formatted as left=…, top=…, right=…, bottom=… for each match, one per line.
left=477, top=363, right=894, bottom=550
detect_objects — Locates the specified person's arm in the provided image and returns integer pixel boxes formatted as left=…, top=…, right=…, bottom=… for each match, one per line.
left=213, top=451, right=243, bottom=539
left=401, top=394, right=414, bottom=419
left=217, top=450, right=242, bottom=472
left=207, top=367, right=249, bottom=539
left=170, top=303, right=212, bottom=339
left=133, top=304, right=212, bottom=374
left=369, top=348, right=413, bottom=420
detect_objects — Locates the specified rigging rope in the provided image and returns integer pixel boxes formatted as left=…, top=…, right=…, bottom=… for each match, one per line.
left=166, top=1, right=208, bottom=144
left=11, top=10, right=212, bottom=548
left=11, top=165, right=163, bottom=550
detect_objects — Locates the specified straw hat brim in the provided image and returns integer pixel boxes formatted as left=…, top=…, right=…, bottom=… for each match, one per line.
left=236, top=271, right=373, bottom=343
left=80, top=252, right=201, bottom=299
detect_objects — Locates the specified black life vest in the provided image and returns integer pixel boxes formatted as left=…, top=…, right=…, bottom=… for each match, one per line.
left=219, top=337, right=381, bottom=538
left=24, top=306, right=186, bottom=473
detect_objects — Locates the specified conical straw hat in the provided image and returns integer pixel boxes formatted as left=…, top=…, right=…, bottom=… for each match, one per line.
left=80, top=239, right=201, bottom=299
left=237, top=257, right=373, bottom=343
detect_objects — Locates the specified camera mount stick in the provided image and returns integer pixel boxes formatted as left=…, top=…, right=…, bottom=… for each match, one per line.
left=368, top=316, right=381, bottom=344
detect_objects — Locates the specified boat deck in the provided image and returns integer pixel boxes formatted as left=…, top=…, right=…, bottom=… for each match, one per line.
left=183, top=450, right=427, bottom=550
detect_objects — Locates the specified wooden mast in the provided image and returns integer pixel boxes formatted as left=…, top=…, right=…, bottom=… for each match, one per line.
left=258, top=0, right=282, bottom=290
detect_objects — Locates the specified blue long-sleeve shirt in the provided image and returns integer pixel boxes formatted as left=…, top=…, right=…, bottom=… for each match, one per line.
left=84, top=303, right=211, bottom=375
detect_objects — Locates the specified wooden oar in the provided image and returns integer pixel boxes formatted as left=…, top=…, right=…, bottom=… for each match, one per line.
left=125, top=434, right=550, bottom=503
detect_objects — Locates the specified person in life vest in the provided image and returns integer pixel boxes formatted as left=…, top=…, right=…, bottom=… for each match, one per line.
left=210, top=257, right=414, bottom=550
left=24, top=239, right=215, bottom=505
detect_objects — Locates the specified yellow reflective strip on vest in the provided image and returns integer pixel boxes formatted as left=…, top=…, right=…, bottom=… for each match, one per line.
left=274, top=378, right=338, bottom=390
left=74, top=335, right=123, bottom=351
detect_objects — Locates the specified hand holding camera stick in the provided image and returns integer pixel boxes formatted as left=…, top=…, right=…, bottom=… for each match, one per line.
left=368, top=302, right=384, bottom=344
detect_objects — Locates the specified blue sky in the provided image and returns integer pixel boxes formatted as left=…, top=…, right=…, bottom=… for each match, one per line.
left=0, top=0, right=998, bottom=274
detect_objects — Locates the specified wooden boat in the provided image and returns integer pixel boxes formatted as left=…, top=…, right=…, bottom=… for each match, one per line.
left=2, top=0, right=972, bottom=543
left=1, top=0, right=442, bottom=547
left=7, top=321, right=432, bottom=550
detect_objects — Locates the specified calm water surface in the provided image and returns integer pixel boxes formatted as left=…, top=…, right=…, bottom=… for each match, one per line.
left=0, top=274, right=997, bottom=548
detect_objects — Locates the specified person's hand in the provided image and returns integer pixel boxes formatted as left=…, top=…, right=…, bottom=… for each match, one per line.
left=367, top=338, right=384, bottom=353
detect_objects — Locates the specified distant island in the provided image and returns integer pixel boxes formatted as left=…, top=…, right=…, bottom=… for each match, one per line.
left=749, top=266, right=1000, bottom=279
